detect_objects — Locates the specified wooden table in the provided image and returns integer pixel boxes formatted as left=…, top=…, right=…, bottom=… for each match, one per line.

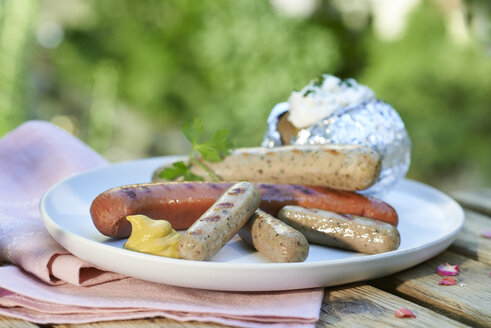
left=2, top=189, right=490, bottom=328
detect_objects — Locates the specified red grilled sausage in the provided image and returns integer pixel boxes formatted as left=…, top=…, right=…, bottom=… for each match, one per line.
left=90, top=182, right=398, bottom=238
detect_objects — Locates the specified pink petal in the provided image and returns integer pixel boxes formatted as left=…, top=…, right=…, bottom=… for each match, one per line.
left=439, top=277, right=457, bottom=286
left=394, top=307, right=416, bottom=318
left=437, top=263, right=460, bottom=276
left=481, top=230, right=491, bottom=239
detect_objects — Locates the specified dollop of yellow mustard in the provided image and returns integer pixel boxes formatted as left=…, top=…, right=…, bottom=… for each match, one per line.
left=123, top=215, right=181, bottom=258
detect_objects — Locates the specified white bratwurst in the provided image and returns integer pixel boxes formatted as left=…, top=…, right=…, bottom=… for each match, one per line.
left=153, top=144, right=381, bottom=191
left=238, top=209, right=309, bottom=263
left=178, top=182, right=261, bottom=261
left=278, top=206, right=400, bottom=254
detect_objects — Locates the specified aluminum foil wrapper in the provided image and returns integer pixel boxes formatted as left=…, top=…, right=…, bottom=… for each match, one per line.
left=262, top=100, right=411, bottom=195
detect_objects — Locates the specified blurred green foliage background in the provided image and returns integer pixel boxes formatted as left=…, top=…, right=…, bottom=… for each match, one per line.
left=0, top=0, right=489, bottom=191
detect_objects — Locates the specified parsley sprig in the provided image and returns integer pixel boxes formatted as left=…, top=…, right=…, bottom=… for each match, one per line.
left=158, top=119, right=233, bottom=182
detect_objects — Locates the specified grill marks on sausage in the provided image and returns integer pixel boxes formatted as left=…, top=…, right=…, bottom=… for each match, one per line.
left=189, top=229, right=203, bottom=236
left=184, top=183, right=196, bottom=190
left=216, top=202, right=233, bottom=209
left=210, top=184, right=222, bottom=191
left=213, top=202, right=234, bottom=214
left=292, top=184, right=314, bottom=195
left=201, top=215, right=221, bottom=222
left=227, top=188, right=245, bottom=196
left=122, top=188, right=137, bottom=199
left=259, top=184, right=282, bottom=194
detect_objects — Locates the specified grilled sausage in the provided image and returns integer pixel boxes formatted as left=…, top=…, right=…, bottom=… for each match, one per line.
left=152, top=144, right=381, bottom=191
left=238, top=209, right=309, bottom=263
left=178, top=182, right=260, bottom=261
left=278, top=206, right=400, bottom=254
left=90, top=182, right=398, bottom=238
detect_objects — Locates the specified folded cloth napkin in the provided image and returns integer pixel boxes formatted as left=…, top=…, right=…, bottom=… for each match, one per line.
left=0, top=121, right=323, bottom=327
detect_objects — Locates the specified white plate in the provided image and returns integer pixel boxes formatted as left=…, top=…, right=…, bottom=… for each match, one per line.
left=40, top=157, right=465, bottom=291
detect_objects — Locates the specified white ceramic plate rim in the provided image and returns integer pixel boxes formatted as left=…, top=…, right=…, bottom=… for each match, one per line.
left=40, top=156, right=465, bottom=291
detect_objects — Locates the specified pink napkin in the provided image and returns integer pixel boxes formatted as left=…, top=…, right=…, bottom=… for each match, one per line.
left=0, top=121, right=323, bottom=327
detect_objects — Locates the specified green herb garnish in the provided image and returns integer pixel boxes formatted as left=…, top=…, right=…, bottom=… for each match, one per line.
left=158, top=118, right=233, bottom=182
left=342, top=78, right=353, bottom=87
left=312, top=74, right=325, bottom=87
left=303, top=88, right=315, bottom=97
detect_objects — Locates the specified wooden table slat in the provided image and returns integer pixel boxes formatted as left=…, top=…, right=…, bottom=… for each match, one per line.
left=371, top=250, right=491, bottom=327
left=452, top=189, right=491, bottom=216
left=450, top=209, right=491, bottom=264
left=0, top=315, right=39, bottom=327
left=317, top=284, right=469, bottom=328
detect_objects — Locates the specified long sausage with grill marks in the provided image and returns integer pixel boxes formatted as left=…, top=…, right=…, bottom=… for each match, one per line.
left=90, top=182, right=398, bottom=238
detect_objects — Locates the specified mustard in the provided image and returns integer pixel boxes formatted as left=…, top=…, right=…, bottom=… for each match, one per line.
left=123, top=215, right=181, bottom=258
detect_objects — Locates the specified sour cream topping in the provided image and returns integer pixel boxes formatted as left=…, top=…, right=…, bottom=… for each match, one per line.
left=287, top=75, right=376, bottom=128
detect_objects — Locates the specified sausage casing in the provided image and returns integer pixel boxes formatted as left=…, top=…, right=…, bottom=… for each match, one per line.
left=178, top=182, right=260, bottom=261
left=238, top=209, right=309, bottom=263
left=152, top=144, right=381, bottom=191
left=278, top=206, right=400, bottom=254
left=90, top=182, right=398, bottom=238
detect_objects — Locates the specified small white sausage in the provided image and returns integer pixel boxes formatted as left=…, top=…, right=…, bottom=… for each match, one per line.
left=238, top=209, right=309, bottom=263
left=178, top=182, right=260, bottom=261
left=278, top=206, right=400, bottom=254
